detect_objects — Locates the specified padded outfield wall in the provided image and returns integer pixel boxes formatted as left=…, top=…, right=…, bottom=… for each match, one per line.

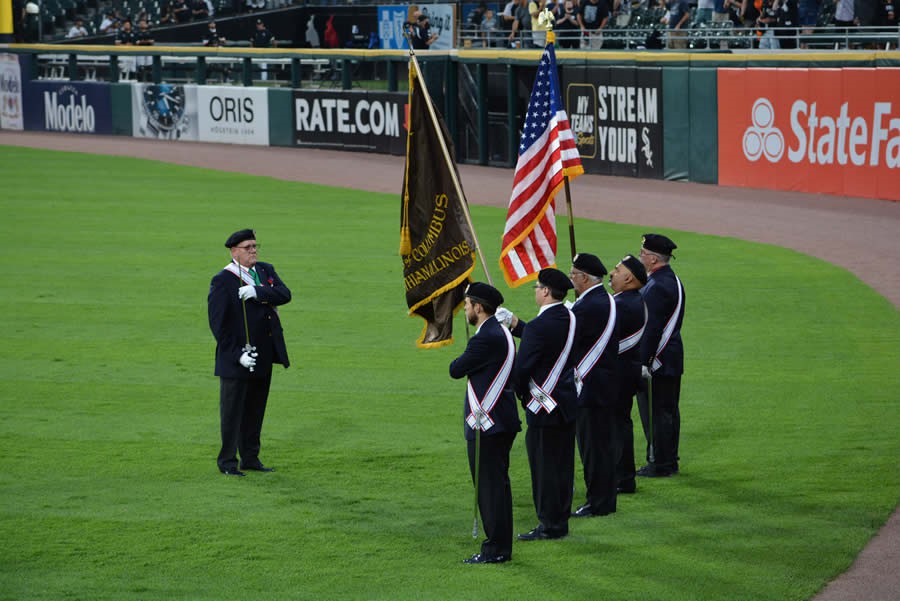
left=1, top=47, right=898, bottom=200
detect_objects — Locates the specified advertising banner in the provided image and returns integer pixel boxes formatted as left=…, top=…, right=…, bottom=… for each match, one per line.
left=196, top=86, right=269, bottom=146
left=718, top=68, right=900, bottom=201
left=22, top=81, right=112, bottom=135
left=292, top=90, right=406, bottom=155
left=131, top=83, right=199, bottom=140
left=0, top=54, right=23, bottom=131
left=566, top=67, right=664, bottom=179
left=378, top=4, right=455, bottom=50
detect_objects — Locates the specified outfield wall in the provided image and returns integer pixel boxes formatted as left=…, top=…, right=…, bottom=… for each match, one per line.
left=1, top=49, right=898, bottom=200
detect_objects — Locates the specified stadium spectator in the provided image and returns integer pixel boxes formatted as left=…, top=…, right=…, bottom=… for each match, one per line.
left=67, top=17, right=88, bottom=38
left=159, top=1, right=174, bottom=24
left=798, top=0, right=820, bottom=46
left=613, top=0, right=633, bottom=26
left=481, top=8, right=502, bottom=46
left=878, top=0, right=896, bottom=45
left=775, top=0, right=800, bottom=48
left=203, top=20, right=226, bottom=46
left=171, top=0, right=191, bottom=24
left=663, top=0, right=692, bottom=48
left=578, top=0, right=610, bottom=48
left=696, top=0, right=716, bottom=23
left=530, top=0, right=546, bottom=48
left=191, top=0, right=210, bottom=20
left=251, top=18, right=275, bottom=47
left=412, top=13, right=439, bottom=49
left=712, top=0, right=731, bottom=22
left=246, top=0, right=266, bottom=12
left=555, top=0, right=582, bottom=47
left=99, top=11, right=119, bottom=34
left=500, top=0, right=518, bottom=43
left=509, top=0, right=534, bottom=47
left=134, top=18, right=155, bottom=77
left=209, top=229, right=291, bottom=478
left=115, top=18, right=136, bottom=44
left=756, top=0, right=781, bottom=48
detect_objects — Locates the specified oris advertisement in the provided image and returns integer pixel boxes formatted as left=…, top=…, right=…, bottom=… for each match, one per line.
left=196, top=86, right=269, bottom=146
left=718, top=68, right=900, bottom=201
left=0, top=54, right=23, bottom=131
left=564, top=67, right=664, bottom=179
left=22, top=81, right=112, bottom=135
left=131, top=83, right=199, bottom=141
left=292, top=90, right=406, bottom=155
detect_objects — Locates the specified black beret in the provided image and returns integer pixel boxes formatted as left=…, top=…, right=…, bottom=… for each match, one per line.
left=572, top=253, right=607, bottom=278
left=642, top=233, right=677, bottom=256
left=224, top=229, right=256, bottom=248
left=619, top=254, right=647, bottom=285
left=466, top=282, right=504, bottom=310
left=538, top=268, right=573, bottom=292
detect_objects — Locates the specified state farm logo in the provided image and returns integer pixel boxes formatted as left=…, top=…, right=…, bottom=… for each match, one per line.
left=743, top=98, right=784, bottom=162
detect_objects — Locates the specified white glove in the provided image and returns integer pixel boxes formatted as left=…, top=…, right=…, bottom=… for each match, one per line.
left=641, top=365, right=651, bottom=380
left=238, top=285, right=257, bottom=301
left=563, top=300, right=574, bottom=309
left=239, top=351, right=258, bottom=369
left=495, top=307, right=514, bottom=328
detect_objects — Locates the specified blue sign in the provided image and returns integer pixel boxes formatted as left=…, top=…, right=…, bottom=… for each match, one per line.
left=23, top=81, right=113, bottom=135
left=378, top=6, right=410, bottom=50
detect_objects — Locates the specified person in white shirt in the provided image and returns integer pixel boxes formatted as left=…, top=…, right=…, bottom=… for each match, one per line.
left=67, top=17, right=88, bottom=38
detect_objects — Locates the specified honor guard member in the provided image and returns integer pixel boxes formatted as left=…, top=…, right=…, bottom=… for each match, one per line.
left=450, top=283, right=521, bottom=565
left=208, top=229, right=291, bottom=477
left=608, top=255, right=647, bottom=494
left=568, top=253, right=620, bottom=517
left=500, top=268, right=578, bottom=541
left=636, top=234, right=686, bottom=478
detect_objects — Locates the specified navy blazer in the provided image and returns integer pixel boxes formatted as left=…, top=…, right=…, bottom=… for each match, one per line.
left=449, top=316, right=522, bottom=441
left=615, top=288, right=646, bottom=398
left=639, top=264, right=685, bottom=377
left=510, top=304, right=577, bottom=427
left=208, top=261, right=291, bottom=379
left=571, top=285, right=620, bottom=407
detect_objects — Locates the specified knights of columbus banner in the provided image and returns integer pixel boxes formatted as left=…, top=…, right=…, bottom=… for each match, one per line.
left=400, top=61, right=476, bottom=348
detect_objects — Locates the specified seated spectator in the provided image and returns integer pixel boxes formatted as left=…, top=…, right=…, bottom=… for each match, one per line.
left=99, top=11, right=119, bottom=34
left=191, top=0, right=209, bottom=20
left=67, top=17, right=88, bottom=38
left=203, top=20, right=226, bottom=46
left=171, top=0, right=191, bottom=24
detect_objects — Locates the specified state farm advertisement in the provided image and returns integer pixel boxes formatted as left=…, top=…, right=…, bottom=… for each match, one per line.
left=718, top=68, right=900, bottom=201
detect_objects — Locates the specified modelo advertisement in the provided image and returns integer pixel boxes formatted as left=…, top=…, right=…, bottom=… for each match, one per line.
left=0, top=54, right=24, bottom=131
left=22, top=81, right=112, bottom=135
left=718, top=68, right=900, bottom=201
left=131, top=83, right=199, bottom=141
left=564, top=67, right=664, bottom=179
left=292, top=90, right=406, bottom=155
left=196, top=86, right=269, bottom=146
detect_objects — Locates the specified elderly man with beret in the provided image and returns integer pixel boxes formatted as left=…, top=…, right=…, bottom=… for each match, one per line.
left=568, top=253, right=621, bottom=518
left=636, top=234, right=686, bottom=478
left=208, top=229, right=291, bottom=477
left=500, top=268, right=578, bottom=542
left=608, top=255, right=648, bottom=494
left=450, top=282, right=521, bottom=565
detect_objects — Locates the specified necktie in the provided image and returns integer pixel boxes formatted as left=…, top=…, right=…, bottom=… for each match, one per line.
left=250, top=268, right=261, bottom=285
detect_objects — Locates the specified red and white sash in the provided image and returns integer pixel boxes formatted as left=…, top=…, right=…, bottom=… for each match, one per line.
left=527, top=308, right=576, bottom=414
left=618, top=300, right=647, bottom=355
left=466, top=322, right=516, bottom=431
left=651, top=275, right=683, bottom=372
left=574, top=290, right=617, bottom=396
left=225, top=262, right=256, bottom=286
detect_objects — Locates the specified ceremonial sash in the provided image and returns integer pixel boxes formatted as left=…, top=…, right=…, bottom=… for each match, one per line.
left=527, top=308, right=576, bottom=414
left=574, top=290, right=617, bottom=396
left=225, top=262, right=257, bottom=286
left=618, top=301, right=647, bottom=354
left=651, top=275, right=683, bottom=372
left=466, top=324, right=516, bottom=432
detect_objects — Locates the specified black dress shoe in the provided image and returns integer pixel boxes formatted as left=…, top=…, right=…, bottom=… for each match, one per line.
left=463, top=553, right=509, bottom=564
left=637, top=464, right=674, bottom=478
left=517, top=526, right=567, bottom=541
left=221, top=468, right=245, bottom=477
left=573, top=504, right=611, bottom=518
left=241, top=464, right=275, bottom=472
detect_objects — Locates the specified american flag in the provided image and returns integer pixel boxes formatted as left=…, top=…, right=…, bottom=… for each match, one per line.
left=499, top=42, right=583, bottom=288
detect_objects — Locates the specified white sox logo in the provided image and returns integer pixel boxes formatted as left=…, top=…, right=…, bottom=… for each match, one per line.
left=743, top=98, right=785, bottom=162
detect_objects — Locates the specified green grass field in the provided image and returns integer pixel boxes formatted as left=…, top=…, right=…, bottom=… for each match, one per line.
left=1, top=145, right=898, bottom=601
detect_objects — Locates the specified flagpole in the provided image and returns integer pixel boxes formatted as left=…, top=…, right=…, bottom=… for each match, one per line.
left=563, top=175, right=577, bottom=258
left=404, top=33, right=494, bottom=286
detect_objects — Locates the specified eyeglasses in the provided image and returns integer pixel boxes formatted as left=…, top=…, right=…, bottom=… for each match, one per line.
left=236, top=244, right=259, bottom=251
left=533, top=284, right=547, bottom=290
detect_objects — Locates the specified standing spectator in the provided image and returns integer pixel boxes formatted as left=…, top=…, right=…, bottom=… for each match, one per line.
left=712, top=0, right=731, bottom=22
left=609, top=255, right=647, bottom=496
left=878, top=0, right=896, bottom=47
left=159, top=1, right=174, bottom=24
left=191, top=0, right=210, bottom=21
left=613, top=0, right=633, bottom=26
left=203, top=20, right=227, bottom=46
left=530, top=0, right=547, bottom=48
left=252, top=18, right=276, bottom=81
left=481, top=8, right=502, bottom=46
left=556, top=0, right=582, bottom=47
left=246, top=0, right=266, bottom=12
left=500, top=269, right=578, bottom=542
left=500, top=0, right=519, bottom=43
left=171, top=0, right=191, bottom=24
left=798, top=0, right=820, bottom=46
left=579, top=0, right=610, bottom=48
left=67, top=17, right=89, bottom=38
left=833, top=0, right=856, bottom=44
left=775, top=0, right=799, bottom=48
left=209, top=230, right=291, bottom=477
left=569, top=253, right=621, bottom=518
left=449, top=283, right=521, bottom=565
left=412, top=13, right=439, bottom=49
left=509, top=0, right=534, bottom=46
left=115, top=18, right=136, bottom=44
left=757, top=0, right=781, bottom=47
left=697, top=0, right=716, bottom=23
left=134, top=18, right=155, bottom=77
left=664, top=0, right=691, bottom=48
left=636, top=234, right=686, bottom=479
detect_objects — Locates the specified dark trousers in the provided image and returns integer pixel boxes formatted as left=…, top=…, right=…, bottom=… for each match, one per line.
left=614, top=392, right=636, bottom=487
left=576, top=405, right=618, bottom=513
left=217, top=372, right=272, bottom=471
left=467, top=431, right=516, bottom=559
left=636, top=375, right=681, bottom=472
left=525, top=421, right=575, bottom=536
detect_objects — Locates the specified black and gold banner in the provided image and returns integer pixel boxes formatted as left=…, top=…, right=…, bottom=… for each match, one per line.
left=400, top=61, right=475, bottom=349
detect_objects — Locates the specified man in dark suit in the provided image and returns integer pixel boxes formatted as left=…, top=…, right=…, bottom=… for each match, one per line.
left=208, top=229, right=291, bottom=477
left=450, top=283, right=521, bottom=565
left=502, top=268, right=577, bottom=541
left=568, top=253, right=620, bottom=517
left=608, top=255, right=647, bottom=494
left=636, top=234, right=686, bottom=478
